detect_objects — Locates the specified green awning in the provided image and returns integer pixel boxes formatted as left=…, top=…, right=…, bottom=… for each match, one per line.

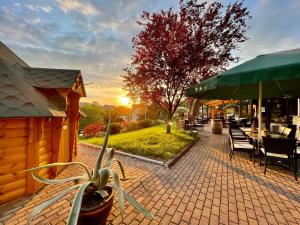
left=186, top=48, right=300, bottom=99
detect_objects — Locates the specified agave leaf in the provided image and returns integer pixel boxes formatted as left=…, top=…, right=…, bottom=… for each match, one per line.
left=110, top=169, right=124, bottom=217
left=31, top=171, right=88, bottom=185
left=120, top=176, right=148, bottom=192
left=98, top=168, right=110, bottom=190
left=96, top=190, right=108, bottom=198
left=25, top=162, right=93, bottom=182
left=27, top=184, right=81, bottom=225
left=123, top=191, right=155, bottom=219
left=105, top=148, right=114, bottom=160
left=66, top=182, right=91, bottom=225
left=94, top=120, right=111, bottom=179
left=104, top=159, right=126, bottom=180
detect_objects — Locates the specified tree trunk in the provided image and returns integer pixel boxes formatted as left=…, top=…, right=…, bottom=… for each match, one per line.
left=166, top=115, right=173, bottom=134
left=166, top=122, right=171, bottom=134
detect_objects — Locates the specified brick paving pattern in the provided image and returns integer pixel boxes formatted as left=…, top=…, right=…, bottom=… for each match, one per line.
left=1, top=128, right=300, bottom=224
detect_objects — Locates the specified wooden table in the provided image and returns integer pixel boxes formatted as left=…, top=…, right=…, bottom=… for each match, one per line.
left=239, top=127, right=252, bottom=133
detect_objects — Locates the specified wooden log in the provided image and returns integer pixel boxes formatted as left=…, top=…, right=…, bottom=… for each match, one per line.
left=0, top=187, right=26, bottom=204
left=39, top=169, right=50, bottom=178
left=52, top=118, right=63, bottom=176
left=0, top=137, right=27, bottom=148
left=0, top=128, right=28, bottom=138
left=0, top=162, right=26, bottom=175
left=0, top=119, right=28, bottom=129
left=0, top=146, right=27, bottom=155
left=0, top=179, right=26, bottom=194
left=39, top=153, right=52, bottom=163
left=0, top=171, right=25, bottom=184
left=26, top=118, right=39, bottom=194
left=0, top=153, right=26, bottom=165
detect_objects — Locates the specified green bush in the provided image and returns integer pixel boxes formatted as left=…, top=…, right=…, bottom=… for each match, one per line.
left=137, top=119, right=153, bottom=129
left=152, top=119, right=165, bottom=126
left=110, top=122, right=122, bottom=134
left=126, top=121, right=138, bottom=131
left=179, top=130, right=199, bottom=139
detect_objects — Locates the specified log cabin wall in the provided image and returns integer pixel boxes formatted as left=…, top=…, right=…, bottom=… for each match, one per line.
left=0, top=117, right=66, bottom=205
left=0, top=119, right=29, bottom=204
left=37, top=118, right=54, bottom=180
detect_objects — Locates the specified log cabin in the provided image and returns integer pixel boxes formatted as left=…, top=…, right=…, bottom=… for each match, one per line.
left=0, top=41, right=86, bottom=204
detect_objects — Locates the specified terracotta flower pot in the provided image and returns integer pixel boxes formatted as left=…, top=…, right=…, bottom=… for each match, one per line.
left=77, top=187, right=114, bottom=225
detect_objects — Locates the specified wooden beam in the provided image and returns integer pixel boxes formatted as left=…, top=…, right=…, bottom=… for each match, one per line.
left=68, top=92, right=80, bottom=161
left=26, top=118, right=39, bottom=194
left=52, top=118, right=63, bottom=176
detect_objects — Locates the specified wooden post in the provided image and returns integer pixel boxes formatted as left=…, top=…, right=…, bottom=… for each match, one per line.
left=206, top=106, right=209, bottom=123
left=258, top=81, right=263, bottom=137
left=26, top=118, right=39, bottom=194
left=68, top=92, right=80, bottom=161
left=52, top=118, right=63, bottom=176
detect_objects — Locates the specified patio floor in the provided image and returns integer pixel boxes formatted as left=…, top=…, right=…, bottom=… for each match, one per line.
left=1, top=127, right=300, bottom=225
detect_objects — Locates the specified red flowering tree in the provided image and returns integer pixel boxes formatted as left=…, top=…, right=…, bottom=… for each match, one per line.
left=83, top=123, right=103, bottom=137
left=123, top=0, right=250, bottom=133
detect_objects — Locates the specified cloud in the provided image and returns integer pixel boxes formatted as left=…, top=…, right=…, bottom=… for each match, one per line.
left=231, top=0, right=300, bottom=65
left=2, top=0, right=300, bottom=105
left=25, top=4, right=52, bottom=13
left=56, top=0, right=100, bottom=16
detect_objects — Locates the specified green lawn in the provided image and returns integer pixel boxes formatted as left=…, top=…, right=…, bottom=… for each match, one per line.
left=81, top=125, right=198, bottom=161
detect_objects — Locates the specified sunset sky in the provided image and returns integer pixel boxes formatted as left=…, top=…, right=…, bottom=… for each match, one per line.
left=1, top=0, right=300, bottom=106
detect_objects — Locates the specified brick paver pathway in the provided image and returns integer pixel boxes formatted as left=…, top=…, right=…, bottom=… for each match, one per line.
left=1, top=128, right=300, bottom=225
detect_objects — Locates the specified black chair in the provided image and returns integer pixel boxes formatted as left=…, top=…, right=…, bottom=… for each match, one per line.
left=228, top=129, right=247, bottom=141
left=287, top=124, right=297, bottom=138
left=194, top=118, right=204, bottom=130
left=184, top=120, right=193, bottom=130
left=260, top=136, right=297, bottom=180
left=229, top=133, right=254, bottom=160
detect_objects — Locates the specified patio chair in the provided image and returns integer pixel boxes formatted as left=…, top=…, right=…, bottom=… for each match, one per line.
left=194, top=118, right=204, bottom=130
left=260, top=136, right=297, bottom=180
left=229, top=133, right=254, bottom=161
left=229, top=129, right=247, bottom=141
left=184, top=120, right=193, bottom=130
left=287, top=125, right=297, bottom=138
left=282, top=127, right=292, bottom=137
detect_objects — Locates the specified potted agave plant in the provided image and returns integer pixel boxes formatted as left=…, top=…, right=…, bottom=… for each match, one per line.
left=26, top=121, right=154, bottom=225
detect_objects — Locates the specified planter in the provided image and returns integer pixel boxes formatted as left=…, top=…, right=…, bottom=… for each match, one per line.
left=78, top=187, right=114, bottom=225
left=211, top=119, right=223, bottom=134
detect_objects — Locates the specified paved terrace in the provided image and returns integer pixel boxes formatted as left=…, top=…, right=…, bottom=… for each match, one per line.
left=1, top=128, right=300, bottom=225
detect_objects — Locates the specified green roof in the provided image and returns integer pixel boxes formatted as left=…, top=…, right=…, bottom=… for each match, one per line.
left=0, top=41, right=85, bottom=118
left=0, top=58, right=66, bottom=117
left=25, top=67, right=81, bottom=88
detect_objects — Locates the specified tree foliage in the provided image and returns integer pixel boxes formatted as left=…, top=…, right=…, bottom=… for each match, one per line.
left=79, top=102, right=106, bottom=129
left=122, top=0, right=250, bottom=133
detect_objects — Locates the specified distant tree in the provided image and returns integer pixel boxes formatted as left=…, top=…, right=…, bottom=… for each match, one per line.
left=79, top=103, right=106, bottom=129
left=103, top=106, right=132, bottom=123
left=123, top=0, right=250, bottom=133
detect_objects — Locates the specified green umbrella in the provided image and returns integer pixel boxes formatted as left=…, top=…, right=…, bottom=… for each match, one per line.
left=186, top=48, right=300, bottom=135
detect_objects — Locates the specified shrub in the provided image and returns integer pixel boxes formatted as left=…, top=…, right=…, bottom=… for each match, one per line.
left=152, top=119, right=165, bottom=126
left=126, top=121, right=138, bottom=132
left=110, top=122, right=122, bottom=134
left=137, top=119, right=153, bottom=129
left=83, top=123, right=103, bottom=137
left=180, top=130, right=199, bottom=139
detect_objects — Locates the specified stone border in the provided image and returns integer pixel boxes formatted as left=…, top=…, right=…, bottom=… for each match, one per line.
left=79, top=142, right=164, bottom=166
left=163, top=137, right=200, bottom=168
left=79, top=136, right=199, bottom=168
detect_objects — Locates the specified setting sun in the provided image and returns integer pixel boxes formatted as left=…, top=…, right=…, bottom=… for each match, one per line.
left=119, top=96, right=131, bottom=106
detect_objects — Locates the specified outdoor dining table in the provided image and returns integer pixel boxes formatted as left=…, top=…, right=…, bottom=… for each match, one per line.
left=239, top=127, right=252, bottom=133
